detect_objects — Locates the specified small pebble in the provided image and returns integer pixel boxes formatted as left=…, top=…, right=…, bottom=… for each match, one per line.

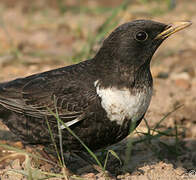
left=174, top=79, right=191, bottom=89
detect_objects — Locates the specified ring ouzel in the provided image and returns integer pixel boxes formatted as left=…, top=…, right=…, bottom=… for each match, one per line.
left=0, top=20, right=191, bottom=152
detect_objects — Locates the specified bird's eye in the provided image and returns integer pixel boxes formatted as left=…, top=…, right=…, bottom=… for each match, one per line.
left=135, top=31, right=148, bottom=41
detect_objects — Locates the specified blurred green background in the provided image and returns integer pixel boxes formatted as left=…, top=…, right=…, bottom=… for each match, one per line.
left=0, top=0, right=194, bottom=82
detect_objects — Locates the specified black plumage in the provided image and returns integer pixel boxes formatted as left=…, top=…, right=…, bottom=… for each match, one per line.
left=0, top=20, right=191, bottom=152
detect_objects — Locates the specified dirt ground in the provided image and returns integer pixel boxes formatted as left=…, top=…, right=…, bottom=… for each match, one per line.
left=0, top=0, right=195, bottom=179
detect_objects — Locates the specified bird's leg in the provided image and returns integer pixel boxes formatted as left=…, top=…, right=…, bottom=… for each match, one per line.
left=37, top=147, right=58, bottom=164
left=38, top=147, right=74, bottom=176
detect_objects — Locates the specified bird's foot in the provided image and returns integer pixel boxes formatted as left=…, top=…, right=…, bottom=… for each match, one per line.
left=92, top=164, right=116, bottom=179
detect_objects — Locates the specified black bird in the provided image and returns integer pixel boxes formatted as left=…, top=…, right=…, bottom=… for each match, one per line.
left=0, top=20, right=191, bottom=152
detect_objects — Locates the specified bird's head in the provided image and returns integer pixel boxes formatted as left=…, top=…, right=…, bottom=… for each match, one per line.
left=94, top=19, right=191, bottom=87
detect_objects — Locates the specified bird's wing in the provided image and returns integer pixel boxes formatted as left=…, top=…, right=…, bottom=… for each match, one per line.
left=0, top=69, right=97, bottom=125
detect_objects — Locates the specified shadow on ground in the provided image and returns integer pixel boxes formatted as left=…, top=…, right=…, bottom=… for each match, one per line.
left=0, top=127, right=195, bottom=179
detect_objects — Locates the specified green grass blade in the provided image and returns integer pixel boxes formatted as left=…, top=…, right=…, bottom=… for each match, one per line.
left=104, top=149, right=122, bottom=169
left=53, top=97, right=66, bottom=168
left=152, top=105, right=183, bottom=134
left=45, top=117, right=62, bottom=166
left=124, top=120, right=137, bottom=167
left=103, top=151, right=110, bottom=170
left=133, top=128, right=173, bottom=145
left=48, top=109, right=104, bottom=171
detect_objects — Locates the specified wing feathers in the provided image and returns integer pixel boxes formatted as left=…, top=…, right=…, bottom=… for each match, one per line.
left=0, top=61, right=97, bottom=125
left=60, top=114, right=85, bottom=129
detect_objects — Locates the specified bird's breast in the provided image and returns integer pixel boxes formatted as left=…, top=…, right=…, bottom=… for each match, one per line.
left=95, top=80, right=152, bottom=125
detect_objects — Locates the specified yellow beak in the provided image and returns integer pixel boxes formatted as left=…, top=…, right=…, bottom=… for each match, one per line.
left=155, top=21, right=192, bottom=39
